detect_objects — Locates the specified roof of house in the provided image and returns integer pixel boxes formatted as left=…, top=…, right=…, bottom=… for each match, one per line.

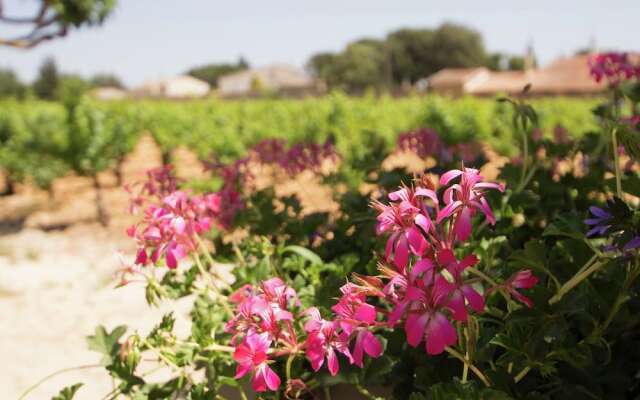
left=428, top=55, right=606, bottom=96
left=132, top=75, right=210, bottom=98
left=427, top=67, right=489, bottom=88
left=218, top=64, right=314, bottom=92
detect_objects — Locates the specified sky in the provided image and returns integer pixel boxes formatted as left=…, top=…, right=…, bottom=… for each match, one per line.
left=0, top=0, right=638, bottom=87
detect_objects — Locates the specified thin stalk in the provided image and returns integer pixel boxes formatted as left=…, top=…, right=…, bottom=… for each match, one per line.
left=192, top=254, right=233, bottom=316
left=520, top=126, right=529, bottom=189
left=238, top=386, right=249, bottom=400
left=194, top=234, right=232, bottom=290
left=323, top=386, right=332, bottom=400
left=355, top=384, right=379, bottom=400
left=549, top=259, right=606, bottom=305
left=611, top=127, right=623, bottom=197
left=467, top=267, right=498, bottom=287
left=286, top=353, right=295, bottom=381
left=142, top=339, right=183, bottom=375
left=445, top=346, right=491, bottom=387
left=204, top=343, right=236, bottom=353
left=18, top=364, right=103, bottom=400
left=600, top=263, right=640, bottom=332
left=514, top=366, right=531, bottom=383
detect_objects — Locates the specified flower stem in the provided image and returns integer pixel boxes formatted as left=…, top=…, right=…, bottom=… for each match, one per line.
left=514, top=366, right=531, bottom=383
left=192, top=253, right=233, bottom=316
left=445, top=346, right=491, bottom=387
left=611, top=127, right=623, bottom=197
left=549, top=258, right=606, bottom=305
left=18, top=364, right=103, bottom=400
left=286, top=353, right=295, bottom=381
left=204, top=343, right=236, bottom=353
left=467, top=267, right=498, bottom=287
left=356, top=383, right=380, bottom=400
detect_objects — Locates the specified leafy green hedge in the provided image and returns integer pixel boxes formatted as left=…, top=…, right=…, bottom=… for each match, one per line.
left=0, top=94, right=600, bottom=189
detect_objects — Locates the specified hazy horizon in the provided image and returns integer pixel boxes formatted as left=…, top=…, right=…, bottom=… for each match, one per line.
left=1, top=0, right=638, bottom=87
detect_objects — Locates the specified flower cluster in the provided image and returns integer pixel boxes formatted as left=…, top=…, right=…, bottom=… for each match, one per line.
left=585, top=197, right=640, bottom=253
left=252, top=138, right=338, bottom=175
left=126, top=166, right=232, bottom=269
left=369, top=169, right=538, bottom=354
left=370, top=171, right=489, bottom=353
left=589, top=52, right=640, bottom=85
left=225, top=278, right=383, bottom=392
left=396, top=128, right=481, bottom=164
left=224, top=168, right=541, bottom=394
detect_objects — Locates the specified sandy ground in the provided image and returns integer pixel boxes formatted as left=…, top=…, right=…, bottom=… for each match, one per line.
left=0, top=135, right=185, bottom=399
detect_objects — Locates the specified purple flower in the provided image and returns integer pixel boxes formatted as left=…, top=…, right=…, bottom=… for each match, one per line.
left=585, top=206, right=613, bottom=237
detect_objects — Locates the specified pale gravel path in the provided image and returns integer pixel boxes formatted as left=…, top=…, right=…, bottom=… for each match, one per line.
left=0, top=225, right=194, bottom=400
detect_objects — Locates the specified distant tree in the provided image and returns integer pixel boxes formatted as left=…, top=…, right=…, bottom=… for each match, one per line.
left=387, top=28, right=435, bottom=84
left=427, top=23, right=487, bottom=73
left=186, top=58, right=249, bottom=88
left=308, top=40, right=386, bottom=92
left=336, top=39, right=386, bottom=92
left=507, top=56, right=526, bottom=71
left=309, top=22, right=489, bottom=91
left=486, top=52, right=533, bottom=71
left=89, top=73, right=123, bottom=88
left=0, top=68, right=25, bottom=98
left=56, top=74, right=89, bottom=101
left=33, top=57, right=60, bottom=100
left=0, top=0, right=117, bottom=48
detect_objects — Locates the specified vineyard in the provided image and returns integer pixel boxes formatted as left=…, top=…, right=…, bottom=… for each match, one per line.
left=0, top=94, right=599, bottom=196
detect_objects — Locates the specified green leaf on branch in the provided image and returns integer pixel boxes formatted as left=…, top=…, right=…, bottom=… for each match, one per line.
left=542, top=214, right=585, bottom=240
left=51, top=383, right=83, bottom=400
left=282, top=245, right=323, bottom=265
left=86, top=325, right=127, bottom=366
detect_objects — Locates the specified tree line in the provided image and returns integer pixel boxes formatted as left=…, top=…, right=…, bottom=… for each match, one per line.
left=0, top=22, right=531, bottom=100
left=306, top=23, right=532, bottom=93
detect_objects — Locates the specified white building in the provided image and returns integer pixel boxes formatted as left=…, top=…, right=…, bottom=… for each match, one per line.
left=132, top=76, right=210, bottom=99
left=218, top=64, right=318, bottom=98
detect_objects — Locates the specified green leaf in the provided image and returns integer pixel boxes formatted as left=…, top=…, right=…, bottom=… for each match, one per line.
left=86, top=325, right=127, bottom=366
left=282, top=245, right=323, bottom=265
left=542, top=214, right=585, bottom=240
left=51, top=383, right=83, bottom=400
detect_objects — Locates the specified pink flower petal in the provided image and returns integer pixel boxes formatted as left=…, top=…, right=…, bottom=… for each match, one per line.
left=426, top=313, right=457, bottom=355
left=440, top=169, right=463, bottom=185
left=448, top=291, right=468, bottom=322
left=454, top=206, right=473, bottom=241
left=436, top=200, right=462, bottom=223
left=327, top=348, right=339, bottom=376
left=407, top=227, right=427, bottom=255
left=394, top=235, right=409, bottom=271
left=405, top=312, right=429, bottom=347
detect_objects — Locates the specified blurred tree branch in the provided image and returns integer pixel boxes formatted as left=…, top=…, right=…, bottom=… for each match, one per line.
left=0, top=0, right=116, bottom=48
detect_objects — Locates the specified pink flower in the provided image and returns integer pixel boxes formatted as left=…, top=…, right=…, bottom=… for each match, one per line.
left=437, top=168, right=504, bottom=241
left=234, top=333, right=281, bottom=392
left=331, top=284, right=383, bottom=367
left=503, top=270, right=538, bottom=308
left=304, top=308, right=353, bottom=376
left=374, top=186, right=438, bottom=271
left=402, top=276, right=458, bottom=355
left=589, top=52, right=640, bottom=85
left=437, top=249, right=485, bottom=321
